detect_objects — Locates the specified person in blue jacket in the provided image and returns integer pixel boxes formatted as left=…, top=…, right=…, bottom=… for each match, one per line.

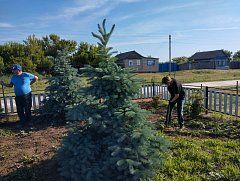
left=0, top=64, right=38, bottom=126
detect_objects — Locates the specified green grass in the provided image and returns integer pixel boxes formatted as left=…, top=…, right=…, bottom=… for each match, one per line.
left=176, top=114, right=240, bottom=139
left=139, top=99, right=240, bottom=180
left=0, top=127, right=13, bottom=137
left=154, top=137, right=240, bottom=181
left=137, top=69, right=240, bottom=83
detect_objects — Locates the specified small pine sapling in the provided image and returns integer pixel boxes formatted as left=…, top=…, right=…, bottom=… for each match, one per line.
left=185, top=89, right=204, bottom=118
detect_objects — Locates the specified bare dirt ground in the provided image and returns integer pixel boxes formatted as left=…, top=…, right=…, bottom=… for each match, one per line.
left=0, top=117, right=67, bottom=180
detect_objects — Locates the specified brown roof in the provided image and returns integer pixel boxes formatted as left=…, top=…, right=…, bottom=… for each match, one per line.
left=116, top=51, right=158, bottom=60
left=190, top=50, right=228, bottom=60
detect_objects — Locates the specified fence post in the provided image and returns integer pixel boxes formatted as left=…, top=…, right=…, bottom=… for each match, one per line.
left=205, top=86, right=209, bottom=114
left=152, top=82, right=155, bottom=97
left=237, top=81, right=238, bottom=95
left=1, top=84, right=9, bottom=121
left=0, top=97, right=2, bottom=112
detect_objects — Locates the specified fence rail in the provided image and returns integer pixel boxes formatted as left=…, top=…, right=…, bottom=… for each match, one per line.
left=0, top=84, right=239, bottom=117
left=0, top=94, right=46, bottom=114
left=138, top=83, right=239, bottom=117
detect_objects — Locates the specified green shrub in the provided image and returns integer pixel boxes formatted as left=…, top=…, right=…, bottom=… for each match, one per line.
left=152, top=95, right=161, bottom=109
left=185, top=90, right=204, bottom=118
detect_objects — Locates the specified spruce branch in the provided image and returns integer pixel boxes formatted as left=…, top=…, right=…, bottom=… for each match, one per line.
left=91, top=19, right=115, bottom=58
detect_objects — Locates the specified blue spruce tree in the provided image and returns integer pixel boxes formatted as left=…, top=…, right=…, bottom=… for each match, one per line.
left=42, top=49, right=81, bottom=121
left=58, top=20, right=169, bottom=180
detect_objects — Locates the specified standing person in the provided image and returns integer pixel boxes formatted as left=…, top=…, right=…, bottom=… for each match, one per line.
left=162, top=76, right=185, bottom=129
left=0, top=64, right=38, bottom=126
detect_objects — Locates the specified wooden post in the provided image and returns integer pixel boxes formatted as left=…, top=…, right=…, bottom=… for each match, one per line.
left=237, top=81, right=238, bottom=95
left=1, top=84, right=8, bottom=121
left=152, top=82, right=155, bottom=97
left=205, top=86, right=209, bottom=114
left=235, top=95, right=238, bottom=117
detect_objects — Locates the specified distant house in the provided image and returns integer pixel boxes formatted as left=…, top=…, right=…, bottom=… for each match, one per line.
left=179, top=50, right=230, bottom=70
left=115, top=51, right=158, bottom=73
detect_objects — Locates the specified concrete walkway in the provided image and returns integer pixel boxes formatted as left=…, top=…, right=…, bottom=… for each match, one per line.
left=183, top=80, right=240, bottom=88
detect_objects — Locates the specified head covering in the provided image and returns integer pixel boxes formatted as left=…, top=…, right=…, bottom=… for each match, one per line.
left=12, top=64, right=22, bottom=71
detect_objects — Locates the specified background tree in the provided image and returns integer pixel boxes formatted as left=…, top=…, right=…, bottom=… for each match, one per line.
left=37, top=57, right=54, bottom=74
left=24, top=34, right=47, bottom=71
left=0, top=34, right=78, bottom=74
left=11, top=57, right=36, bottom=72
left=58, top=20, right=168, bottom=180
left=172, top=56, right=189, bottom=64
left=24, top=35, right=43, bottom=64
left=71, top=42, right=100, bottom=69
left=233, top=50, right=240, bottom=61
left=0, top=42, right=27, bottom=72
left=0, top=56, right=4, bottom=75
left=222, top=49, right=232, bottom=60
left=41, top=34, right=77, bottom=58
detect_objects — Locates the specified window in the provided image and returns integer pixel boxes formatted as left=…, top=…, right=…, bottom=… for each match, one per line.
left=129, top=60, right=133, bottom=66
left=147, top=60, right=155, bottom=66
left=137, top=59, right=141, bottom=66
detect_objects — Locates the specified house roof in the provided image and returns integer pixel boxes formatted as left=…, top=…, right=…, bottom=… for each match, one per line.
left=116, top=51, right=158, bottom=60
left=190, top=50, right=228, bottom=60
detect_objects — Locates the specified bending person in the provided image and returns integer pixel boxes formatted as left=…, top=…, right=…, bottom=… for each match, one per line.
left=162, top=76, right=185, bottom=129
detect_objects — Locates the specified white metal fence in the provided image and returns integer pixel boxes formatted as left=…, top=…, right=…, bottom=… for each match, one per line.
left=0, top=84, right=239, bottom=117
left=0, top=94, right=46, bottom=114
left=138, top=83, right=239, bottom=117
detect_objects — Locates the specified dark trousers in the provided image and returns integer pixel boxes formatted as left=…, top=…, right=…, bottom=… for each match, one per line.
left=165, top=99, right=184, bottom=128
left=15, top=92, right=32, bottom=125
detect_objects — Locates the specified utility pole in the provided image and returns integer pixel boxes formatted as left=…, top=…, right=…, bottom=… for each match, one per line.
left=169, top=35, right=171, bottom=75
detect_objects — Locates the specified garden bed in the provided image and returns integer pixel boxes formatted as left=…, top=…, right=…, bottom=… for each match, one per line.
left=0, top=99, right=239, bottom=180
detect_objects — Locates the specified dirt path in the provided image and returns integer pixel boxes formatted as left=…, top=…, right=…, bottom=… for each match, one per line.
left=183, top=79, right=240, bottom=88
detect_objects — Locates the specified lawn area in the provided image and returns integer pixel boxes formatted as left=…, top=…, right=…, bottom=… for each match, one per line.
left=0, top=99, right=239, bottom=180
left=155, top=137, right=240, bottom=180
left=137, top=69, right=240, bottom=83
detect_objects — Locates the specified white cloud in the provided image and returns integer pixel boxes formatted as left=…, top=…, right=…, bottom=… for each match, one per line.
left=39, top=0, right=109, bottom=21
left=173, top=27, right=240, bottom=34
left=150, top=1, right=203, bottom=14
left=112, top=1, right=205, bottom=25
left=190, top=27, right=240, bottom=31
left=0, top=22, right=14, bottom=28
left=40, top=0, right=146, bottom=21
left=64, top=0, right=110, bottom=17
left=118, top=0, right=145, bottom=2
left=111, top=31, right=186, bottom=47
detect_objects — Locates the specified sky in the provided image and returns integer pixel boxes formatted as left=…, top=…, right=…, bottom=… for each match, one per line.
left=0, top=0, right=240, bottom=62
